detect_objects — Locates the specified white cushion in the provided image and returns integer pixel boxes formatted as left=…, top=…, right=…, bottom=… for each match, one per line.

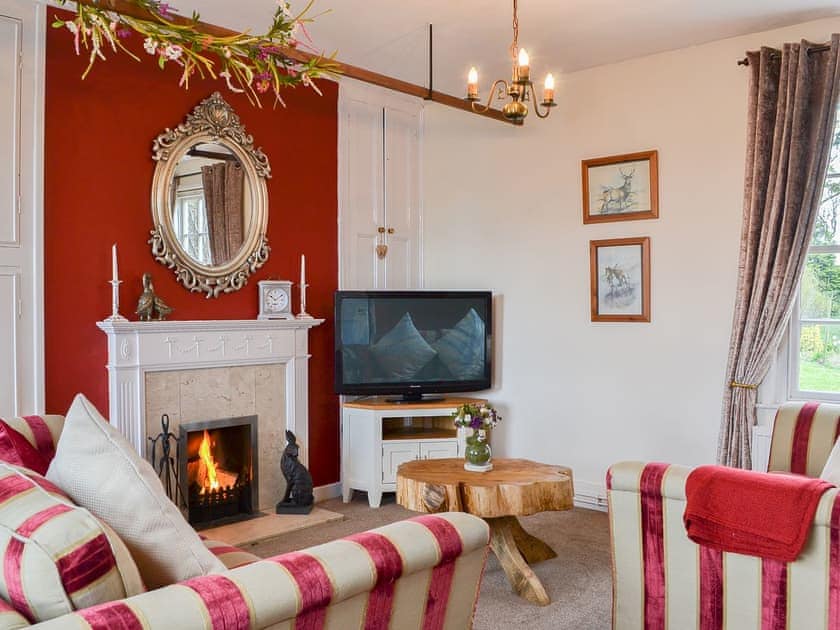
left=46, top=394, right=226, bottom=589
left=820, top=438, right=840, bottom=484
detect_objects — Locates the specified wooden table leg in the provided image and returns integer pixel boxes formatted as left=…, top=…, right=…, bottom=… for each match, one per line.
left=509, top=517, right=557, bottom=564
left=487, top=516, right=553, bottom=606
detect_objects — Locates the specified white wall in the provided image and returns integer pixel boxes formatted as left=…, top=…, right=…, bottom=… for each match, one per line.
left=423, top=17, right=840, bottom=505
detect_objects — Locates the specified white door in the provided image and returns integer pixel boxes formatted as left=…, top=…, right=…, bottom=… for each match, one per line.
left=383, top=105, right=421, bottom=289
left=0, top=0, right=43, bottom=417
left=339, top=81, right=422, bottom=290
left=381, top=441, right=419, bottom=484
left=339, top=93, right=385, bottom=290
left=420, top=441, right=458, bottom=461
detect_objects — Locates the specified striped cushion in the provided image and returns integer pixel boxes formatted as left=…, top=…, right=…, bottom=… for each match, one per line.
left=768, top=402, right=840, bottom=477
left=0, top=416, right=63, bottom=472
left=0, top=463, right=144, bottom=623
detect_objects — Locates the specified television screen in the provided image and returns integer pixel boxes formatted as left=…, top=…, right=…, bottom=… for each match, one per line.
left=334, top=291, right=492, bottom=399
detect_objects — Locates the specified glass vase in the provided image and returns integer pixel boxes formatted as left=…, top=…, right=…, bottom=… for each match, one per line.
left=464, top=429, right=493, bottom=472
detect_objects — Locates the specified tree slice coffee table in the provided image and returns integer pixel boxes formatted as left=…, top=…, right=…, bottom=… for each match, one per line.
left=396, top=458, right=573, bottom=606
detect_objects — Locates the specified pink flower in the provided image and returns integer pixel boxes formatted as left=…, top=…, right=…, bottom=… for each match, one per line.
left=116, top=27, right=132, bottom=39
left=157, top=2, right=172, bottom=18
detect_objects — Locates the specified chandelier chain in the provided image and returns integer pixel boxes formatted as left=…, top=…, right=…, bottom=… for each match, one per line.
left=510, top=0, right=519, bottom=61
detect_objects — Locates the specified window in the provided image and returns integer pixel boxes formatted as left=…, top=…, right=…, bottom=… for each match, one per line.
left=790, top=119, right=840, bottom=400
left=173, top=190, right=212, bottom=265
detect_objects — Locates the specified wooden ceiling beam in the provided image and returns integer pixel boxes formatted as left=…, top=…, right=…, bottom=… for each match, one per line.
left=70, top=0, right=513, bottom=124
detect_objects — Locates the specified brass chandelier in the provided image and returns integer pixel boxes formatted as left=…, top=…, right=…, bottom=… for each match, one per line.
left=465, top=0, right=556, bottom=125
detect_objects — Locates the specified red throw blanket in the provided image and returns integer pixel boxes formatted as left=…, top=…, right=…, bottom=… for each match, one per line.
left=684, top=465, right=834, bottom=563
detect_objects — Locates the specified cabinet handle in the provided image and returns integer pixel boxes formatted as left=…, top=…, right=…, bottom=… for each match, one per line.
left=387, top=227, right=395, bottom=234
left=377, top=226, right=386, bottom=234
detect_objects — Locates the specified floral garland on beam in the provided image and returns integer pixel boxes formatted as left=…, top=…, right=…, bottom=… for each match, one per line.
left=53, top=0, right=337, bottom=107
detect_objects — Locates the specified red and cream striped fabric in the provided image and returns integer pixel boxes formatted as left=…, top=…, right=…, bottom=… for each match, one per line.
left=33, top=512, right=489, bottom=630
left=768, top=402, right=840, bottom=477
left=202, top=539, right=261, bottom=570
left=0, top=462, right=144, bottom=624
left=609, top=460, right=840, bottom=630
left=0, top=416, right=63, bottom=474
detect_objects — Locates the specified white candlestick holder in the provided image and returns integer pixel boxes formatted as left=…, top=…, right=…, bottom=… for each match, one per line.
left=105, top=279, right=128, bottom=322
left=296, top=282, right=314, bottom=320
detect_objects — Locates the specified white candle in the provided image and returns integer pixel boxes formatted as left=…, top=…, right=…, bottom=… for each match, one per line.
left=112, top=243, right=119, bottom=283
left=300, top=254, right=306, bottom=287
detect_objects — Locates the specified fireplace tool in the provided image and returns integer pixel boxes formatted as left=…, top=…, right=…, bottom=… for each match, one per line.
left=148, top=414, right=186, bottom=509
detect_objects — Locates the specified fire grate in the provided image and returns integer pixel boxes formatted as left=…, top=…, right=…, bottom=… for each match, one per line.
left=188, top=475, right=253, bottom=526
left=178, top=415, right=259, bottom=528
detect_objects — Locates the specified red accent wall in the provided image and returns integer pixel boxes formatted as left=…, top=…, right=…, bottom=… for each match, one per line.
left=44, top=13, right=340, bottom=485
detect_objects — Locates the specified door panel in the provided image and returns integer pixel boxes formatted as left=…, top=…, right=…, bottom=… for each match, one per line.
left=384, top=106, right=421, bottom=289
left=420, top=441, right=458, bottom=461
left=340, top=97, right=384, bottom=289
left=382, top=442, right=419, bottom=484
left=0, top=0, right=41, bottom=417
left=0, top=16, right=20, bottom=246
left=0, top=270, right=18, bottom=415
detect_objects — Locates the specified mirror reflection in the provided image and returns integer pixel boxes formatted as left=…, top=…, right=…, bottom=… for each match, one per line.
left=170, top=142, right=251, bottom=266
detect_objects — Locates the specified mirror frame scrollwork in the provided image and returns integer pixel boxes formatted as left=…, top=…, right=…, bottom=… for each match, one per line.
left=150, top=92, right=271, bottom=298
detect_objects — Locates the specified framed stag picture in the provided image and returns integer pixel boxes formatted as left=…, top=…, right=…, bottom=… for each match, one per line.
left=582, top=150, right=659, bottom=224
left=589, top=237, right=651, bottom=322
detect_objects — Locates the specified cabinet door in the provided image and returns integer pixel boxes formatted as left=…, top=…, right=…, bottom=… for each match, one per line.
left=383, top=105, right=421, bottom=289
left=420, top=441, right=459, bottom=461
left=382, top=441, right=419, bottom=484
left=0, top=0, right=43, bottom=417
left=339, top=95, right=385, bottom=289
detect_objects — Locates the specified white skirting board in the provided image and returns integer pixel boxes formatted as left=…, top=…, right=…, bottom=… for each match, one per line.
left=313, top=482, right=343, bottom=503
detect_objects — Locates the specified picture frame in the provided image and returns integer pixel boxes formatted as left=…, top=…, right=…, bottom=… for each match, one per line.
left=582, top=150, right=659, bottom=224
left=589, top=237, right=651, bottom=322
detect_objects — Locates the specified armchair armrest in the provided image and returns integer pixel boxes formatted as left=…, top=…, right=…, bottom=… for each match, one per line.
left=33, top=513, right=490, bottom=630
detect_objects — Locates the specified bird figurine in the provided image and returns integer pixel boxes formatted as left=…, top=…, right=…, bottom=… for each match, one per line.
left=136, top=273, right=173, bottom=321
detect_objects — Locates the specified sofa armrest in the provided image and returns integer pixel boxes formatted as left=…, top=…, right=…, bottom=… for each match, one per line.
left=33, top=512, right=490, bottom=630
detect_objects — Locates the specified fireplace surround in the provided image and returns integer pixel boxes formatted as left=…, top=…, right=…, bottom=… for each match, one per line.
left=98, top=318, right=323, bottom=511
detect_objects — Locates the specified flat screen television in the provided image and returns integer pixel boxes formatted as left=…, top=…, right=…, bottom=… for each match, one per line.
left=334, top=290, right=492, bottom=401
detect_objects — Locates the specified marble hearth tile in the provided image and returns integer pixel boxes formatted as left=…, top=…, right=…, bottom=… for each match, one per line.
left=145, top=372, right=182, bottom=442
left=229, top=366, right=257, bottom=417
left=179, top=367, right=235, bottom=422
left=255, top=364, right=286, bottom=510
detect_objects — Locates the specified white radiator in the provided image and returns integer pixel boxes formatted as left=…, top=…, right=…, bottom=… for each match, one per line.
left=751, top=424, right=772, bottom=472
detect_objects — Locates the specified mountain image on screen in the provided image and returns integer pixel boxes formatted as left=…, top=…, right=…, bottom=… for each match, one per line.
left=336, top=293, right=489, bottom=390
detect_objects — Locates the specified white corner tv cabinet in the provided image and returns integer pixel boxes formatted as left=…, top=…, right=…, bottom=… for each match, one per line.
left=341, top=397, right=487, bottom=508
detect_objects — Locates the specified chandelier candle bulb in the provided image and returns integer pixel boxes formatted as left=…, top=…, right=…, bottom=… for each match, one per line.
left=543, top=73, right=555, bottom=103
left=467, top=67, right=479, bottom=99
left=111, top=243, right=118, bottom=284
left=517, top=48, right=530, bottom=82
left=300, top=254, right=306, bottom=288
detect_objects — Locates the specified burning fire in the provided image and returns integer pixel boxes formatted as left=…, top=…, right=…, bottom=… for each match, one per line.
left=198, top=430, right=220, bottom=494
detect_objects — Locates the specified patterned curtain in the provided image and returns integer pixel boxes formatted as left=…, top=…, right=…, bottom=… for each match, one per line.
left=718, top=37, right=840, bottom=468
left=201, top=162, right=245, bottom=266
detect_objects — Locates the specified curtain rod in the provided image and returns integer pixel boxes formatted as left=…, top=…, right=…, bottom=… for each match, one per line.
left=737, top=44, right=831, bottom=66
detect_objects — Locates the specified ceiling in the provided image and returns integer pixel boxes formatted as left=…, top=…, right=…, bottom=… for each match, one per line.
left=174, top=0, right=840, bottom=95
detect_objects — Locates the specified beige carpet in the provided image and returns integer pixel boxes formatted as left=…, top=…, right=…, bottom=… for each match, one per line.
left=249, top=494, right=611, bottom=630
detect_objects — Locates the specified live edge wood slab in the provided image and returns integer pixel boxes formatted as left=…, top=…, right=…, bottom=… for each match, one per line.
left=396, top=458, right=573, bottom=606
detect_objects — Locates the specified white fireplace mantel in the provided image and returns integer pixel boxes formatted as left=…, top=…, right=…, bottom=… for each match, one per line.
left=97, top=318, right=324, bottom=465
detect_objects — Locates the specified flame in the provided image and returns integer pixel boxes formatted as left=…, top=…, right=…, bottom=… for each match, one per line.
left=198, top=430, right=219, bottom=494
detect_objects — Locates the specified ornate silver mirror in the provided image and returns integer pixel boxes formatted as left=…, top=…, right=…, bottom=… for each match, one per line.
left=150, top=92, right=270, bottom=297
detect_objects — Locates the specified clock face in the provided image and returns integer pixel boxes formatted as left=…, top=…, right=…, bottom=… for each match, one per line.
left=265, top=287, right=289, bottom=312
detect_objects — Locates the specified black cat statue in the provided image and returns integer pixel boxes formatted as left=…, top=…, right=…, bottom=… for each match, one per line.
left=276, top=430, right=314, bottom=515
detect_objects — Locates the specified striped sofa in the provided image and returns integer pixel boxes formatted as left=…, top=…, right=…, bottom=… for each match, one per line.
left=0, top=416, right=490, bottom=629
left=609, top=401, right=840, bottom=630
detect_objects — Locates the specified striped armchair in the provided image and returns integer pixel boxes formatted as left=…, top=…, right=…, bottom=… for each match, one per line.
left=0, top=415, right=490, bottom=629
left=608, top=401, right=840, bottom=630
